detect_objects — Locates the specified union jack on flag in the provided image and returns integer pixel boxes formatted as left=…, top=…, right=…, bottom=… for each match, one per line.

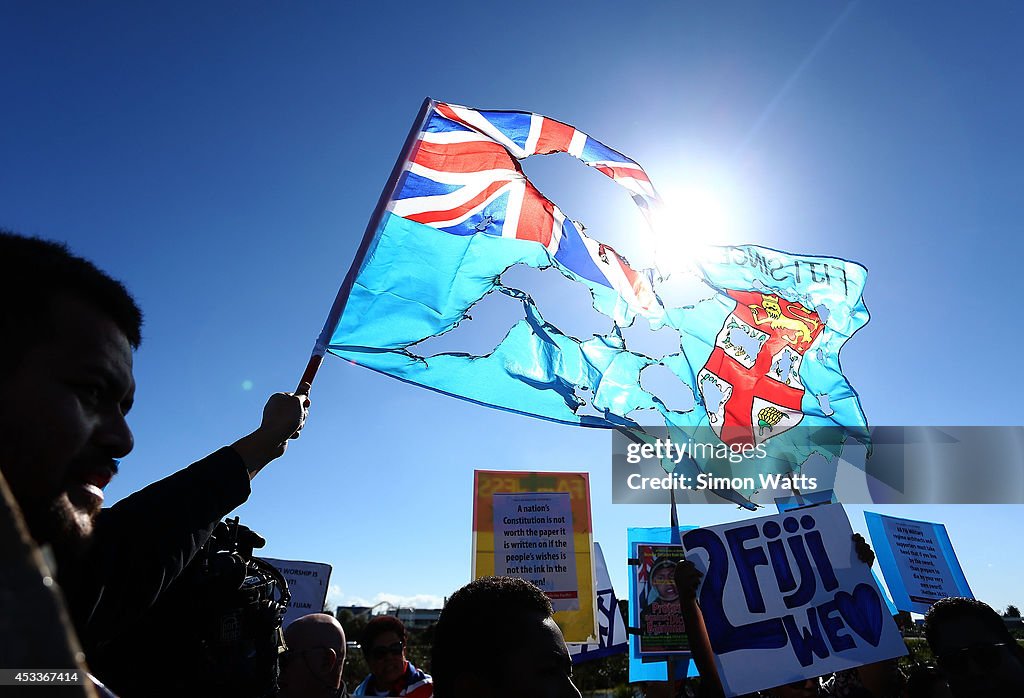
left=389, top=101, right=663, bottom=319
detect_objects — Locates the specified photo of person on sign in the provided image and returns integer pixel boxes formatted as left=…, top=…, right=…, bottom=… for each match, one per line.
left=650, top=558, right=680, bottom=603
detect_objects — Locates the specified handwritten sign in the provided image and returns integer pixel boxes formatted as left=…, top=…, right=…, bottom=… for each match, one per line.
left=472, top=470, right=595, bottom=642
left=260, top=558, right=332, bottom=628
left=864, top=512, right=972, bottom=614
left=683, top=504, right=906, bottom=697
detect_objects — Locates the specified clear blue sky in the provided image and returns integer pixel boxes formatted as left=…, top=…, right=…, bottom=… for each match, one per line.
left=3, top=2, right=1022, bottom=614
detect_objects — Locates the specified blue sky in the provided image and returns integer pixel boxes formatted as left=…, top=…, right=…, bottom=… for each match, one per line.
left=3, top=2, right=1022, bottom=614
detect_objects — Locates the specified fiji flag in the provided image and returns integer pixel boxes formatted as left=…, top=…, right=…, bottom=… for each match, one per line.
left=322, top=98, right=667, bottom=427
left=315, top=99, right=869, bottom=489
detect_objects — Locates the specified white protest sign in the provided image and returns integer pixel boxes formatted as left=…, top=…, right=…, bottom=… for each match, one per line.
left=260, top=558, right=333, bottom=628
left=568, top=542, right=628, bottom=662
left=494, top=492, right=579, bottom=612
left=864, top=512, right=972, bottom=614
left=683, top=504, right=906, bottom=697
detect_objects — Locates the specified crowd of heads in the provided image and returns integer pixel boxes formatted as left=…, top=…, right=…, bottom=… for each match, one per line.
left=2, top=230, right=1022, bottom=698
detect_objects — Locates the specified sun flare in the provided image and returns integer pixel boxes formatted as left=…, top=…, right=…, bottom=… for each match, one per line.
left=651, top=181, right=739, bottom=272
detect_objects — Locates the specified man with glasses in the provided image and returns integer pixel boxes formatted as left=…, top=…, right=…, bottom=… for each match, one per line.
left=279, top=613, right=349, bottom=698
left=354, top=615, right=433, bottom=697
left=924, top=597, right=1024, bottom=698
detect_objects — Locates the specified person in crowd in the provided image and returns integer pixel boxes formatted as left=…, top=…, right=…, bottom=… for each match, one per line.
left=354, top=615, right=432, bottom=697
left=430, top=576, right=581, bottom=698
left=924, top=596, right=1024, bottom=698
left=0, top=231, right=309, bottom=674
left=279, top=613, right=349, bottom=698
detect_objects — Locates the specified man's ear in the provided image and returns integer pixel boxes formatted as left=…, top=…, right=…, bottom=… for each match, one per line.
left=319, top=647, right=338, bottom=672
left=454, top=673, right=492, bottom=698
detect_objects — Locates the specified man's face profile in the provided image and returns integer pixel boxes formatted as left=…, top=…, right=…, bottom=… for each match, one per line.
left=0, top=295, right=135, bottom=557
left=932, top=613, right=1024, bottom=698
left=494, top=611, right=581, bottom=698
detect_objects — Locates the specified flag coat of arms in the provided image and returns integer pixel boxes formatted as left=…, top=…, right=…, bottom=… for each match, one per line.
left=317, top=98, right=870, bottom=494
left=659, top=245, right=870, bottom=471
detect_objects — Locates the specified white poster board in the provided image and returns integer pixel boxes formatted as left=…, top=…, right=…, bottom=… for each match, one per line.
left=568, top=542, right=628, bottom=662
left=864, top=512, right=972, bottom=614
left=493, top=492, right=579, bottom=611
left=682, top=504, right=906, bottom=697
left=261, top=557, right=333, bottom=628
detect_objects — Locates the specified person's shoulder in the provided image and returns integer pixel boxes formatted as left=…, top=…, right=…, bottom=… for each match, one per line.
left=403, top=663, right=432, bottom=696
left=404, top=682, right=433, bottom=698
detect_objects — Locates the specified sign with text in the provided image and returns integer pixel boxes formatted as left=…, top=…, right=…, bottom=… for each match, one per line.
left=473, top=470, right=595, bottom=642
left=260, top=558, right=332, bottom=628
left=632, top=543, right=689, bottom=656
left=683, top=504, right=906, bottom=697
left=864, top=512, right=972, bottom=614
left=493, top=492, right=579, bottom=611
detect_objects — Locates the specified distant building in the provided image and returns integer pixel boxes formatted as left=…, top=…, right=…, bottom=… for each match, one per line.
left=335, top=604, right=440, bottom=631
left=395, top=607, right=441, bottom=630
left=336, top=605, right=372, bottom=617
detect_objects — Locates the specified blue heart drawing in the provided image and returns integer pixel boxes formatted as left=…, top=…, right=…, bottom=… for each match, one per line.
left=835, top=583, right=884, bottom=647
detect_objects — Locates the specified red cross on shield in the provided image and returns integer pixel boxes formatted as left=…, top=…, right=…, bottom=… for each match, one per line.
left=697, top=289, right=825, bottom=447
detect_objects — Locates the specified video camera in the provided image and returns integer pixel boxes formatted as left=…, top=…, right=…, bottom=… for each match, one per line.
left=91, top=517, right=291, bottom=698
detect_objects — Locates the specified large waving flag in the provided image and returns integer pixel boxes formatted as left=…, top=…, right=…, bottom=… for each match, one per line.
left=311, top=99, right=869, bottom=499
left=322, top=98, right=665, bottom=427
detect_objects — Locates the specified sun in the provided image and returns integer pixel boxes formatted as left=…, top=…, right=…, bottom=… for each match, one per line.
left=650, top=180, right=739, bottom=273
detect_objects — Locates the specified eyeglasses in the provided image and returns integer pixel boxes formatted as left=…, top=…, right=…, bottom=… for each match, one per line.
left=368, top=641, right=404, bottom=661
left=937, top=642, right=1011, bottom=675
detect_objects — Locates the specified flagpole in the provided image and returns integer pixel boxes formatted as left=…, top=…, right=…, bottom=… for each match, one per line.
left=295, top=96, right=436, bottom=392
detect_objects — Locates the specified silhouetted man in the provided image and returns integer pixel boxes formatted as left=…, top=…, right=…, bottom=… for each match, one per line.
left=0, top=230, right=308, bottom=669
left=280, top=614, right=348, bottom=698
left=431, top=576, right=581, bottom=698
left=925, top=596, right=1024, bottom=698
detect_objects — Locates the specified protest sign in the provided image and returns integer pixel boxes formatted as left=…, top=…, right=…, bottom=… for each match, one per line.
left=473, top=470, right=596, bottom=642
left=261, top=558, right=332, bottom=628
left=864, top=512, right=972, bottom=614
left=632, top=544, right=689, bottom=656
left=626, top=527, right=698, bottom=683
left=683, top=504, right=906, bottom=697
left=568, top=542, right=628, bottom=663
left=493, top=492, right=578, bottom=611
